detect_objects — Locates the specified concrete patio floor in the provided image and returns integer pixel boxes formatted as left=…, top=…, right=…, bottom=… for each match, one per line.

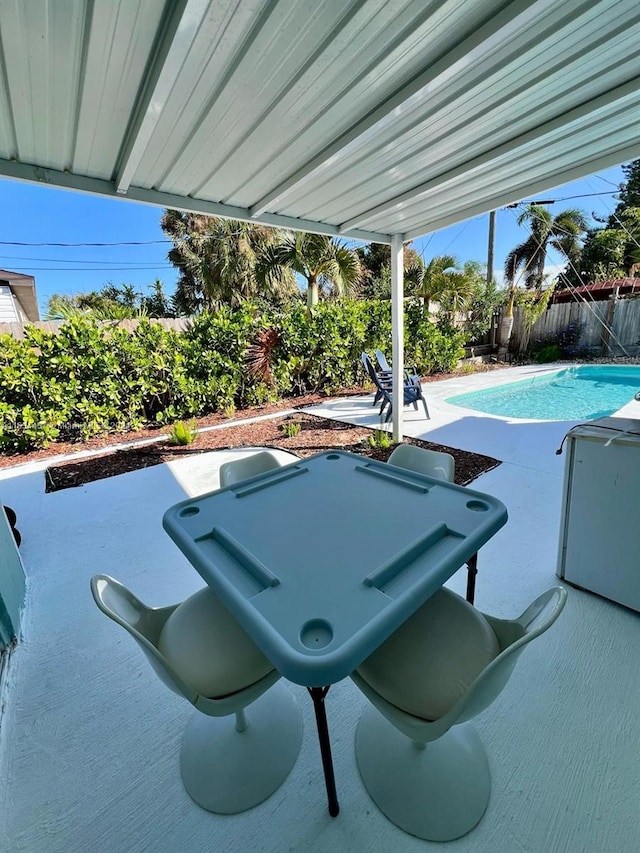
left=1, top=365, right=639, bottom=852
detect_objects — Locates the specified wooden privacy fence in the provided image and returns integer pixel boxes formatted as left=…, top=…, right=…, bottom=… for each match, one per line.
left=509, top=297, right=640, bottom=357
left=0, top=317, right=191, bottom=340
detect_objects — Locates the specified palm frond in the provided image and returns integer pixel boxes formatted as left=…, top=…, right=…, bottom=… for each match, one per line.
left=245, top=328, right=280, bottom=386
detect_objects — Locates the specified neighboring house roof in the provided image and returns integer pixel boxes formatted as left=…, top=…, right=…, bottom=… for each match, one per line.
left=552, top=279, right=640, bottom=304
left=0, top=270, right=40, bottom=321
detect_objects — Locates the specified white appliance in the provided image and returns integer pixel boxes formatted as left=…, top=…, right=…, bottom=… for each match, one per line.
left=557, top=416, right=640, bottom=612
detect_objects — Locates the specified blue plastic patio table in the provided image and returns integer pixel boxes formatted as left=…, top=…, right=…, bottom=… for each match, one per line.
left=162, top=450, right=508, bottom=816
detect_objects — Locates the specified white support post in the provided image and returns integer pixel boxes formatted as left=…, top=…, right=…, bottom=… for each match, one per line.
left=391, top=234, right=404, bottom=443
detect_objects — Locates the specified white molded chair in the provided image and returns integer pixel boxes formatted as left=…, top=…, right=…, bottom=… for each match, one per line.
left=388, top=443, right=455, bottom=483
left=219, top=450, right=283, bottom=488
left=351, top=586, right=567, bottom=841
left=387, top=444, right=484, bottom=602
left=90, top=574, right=302, bottom=814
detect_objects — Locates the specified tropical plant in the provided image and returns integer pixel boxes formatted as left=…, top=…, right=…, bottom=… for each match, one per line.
left=280, top=420, right=301, bottom=437
left=437, top=260, right=486, bottom=322
left=464, top=277, right=502, bottom=345
left=617, top=208, right=640, bottom=277
left=161, top=211, right=297, bottom=312
left=404, top=301, right=466, bottom=373
left=256, top=232, right=361, bottom=310
left=504, top=204, right=587, bottom=298
left=0, top=300, right=465, bottom=452
left=368, top=427, right=392, bottom=449
left=356, top=241, right=422, bottom=299
left=587, top=213, right=640, bottom=281
left=560, top=160, right=640, bottom=287
left=167, top=419, right=198, bottom=445
left=514, top=286, right=552, bottom=330
left=609, top=158, right=640, bottom=222
left=245, top=327, right=280, bottom=388
left=406, top=255, right=480, bottom=318
left=45, top=281, right=175, bottom=320
left=143, top=279, right=176, bottom=318
left=499, top=204, right=587, bottom=355
left=406, top=254, right=453, bottom=308
left=534, top=344, right=563, bottom=363
left=46, top=287, right=145, bottom=321
left=566, top=226, right=628, bottom=285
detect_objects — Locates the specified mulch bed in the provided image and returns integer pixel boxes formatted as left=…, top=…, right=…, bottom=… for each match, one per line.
left=0, top=388, right=347, bottom=471
left=44, top=411, right=501, bottom=493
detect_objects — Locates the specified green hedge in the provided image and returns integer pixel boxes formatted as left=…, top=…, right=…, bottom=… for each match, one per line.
left=0, top=300, right=464, bottom=451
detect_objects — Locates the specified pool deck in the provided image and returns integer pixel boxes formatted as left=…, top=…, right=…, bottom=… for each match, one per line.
left=1, top=363, right=640, bottom=853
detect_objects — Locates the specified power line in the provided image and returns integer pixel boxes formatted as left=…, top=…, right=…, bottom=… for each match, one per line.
left=592, top=173, right=623, bottom=189
left=506, top=190, right=616, bottom=208
left=3, top=265, right=174, bottom=272
left=0, top=254, right=170, bottom=264
left=0, top=226, right=280, bottom=249
left=0, top=239, right=171, bottom=247
left=554, top=191, right=620, bottom=201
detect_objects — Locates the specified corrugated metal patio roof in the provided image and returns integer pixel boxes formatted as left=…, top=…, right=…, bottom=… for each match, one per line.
left=0, top=0, right=638, bottom=244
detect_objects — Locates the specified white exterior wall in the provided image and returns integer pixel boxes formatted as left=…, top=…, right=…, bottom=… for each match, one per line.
left=0, top=285, right=25, bottom=322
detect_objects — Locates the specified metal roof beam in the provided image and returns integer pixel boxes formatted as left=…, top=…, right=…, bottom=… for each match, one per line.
left=339, top=76, right=640, bottom=233
left=0, top=158, right=391, bottom=244
left=248, top=0, right=554, bottom=219
left=115, top=0, right=208, bottom=195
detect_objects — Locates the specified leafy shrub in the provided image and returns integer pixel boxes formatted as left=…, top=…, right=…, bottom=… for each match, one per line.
left=404, top=301, right=466, bottom=373
left=0, top=301, right=465, bottom=452
left=558, top=323, right=583, bottom=358
left=528, top=322, right=587, bottom=363
left=534, top=344, right=563, bottom=363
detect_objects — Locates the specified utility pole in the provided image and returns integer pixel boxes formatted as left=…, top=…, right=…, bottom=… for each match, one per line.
left=486, top=210, right=495, bottom=285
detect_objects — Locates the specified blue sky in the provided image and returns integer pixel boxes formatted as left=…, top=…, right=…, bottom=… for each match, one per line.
left=0, top=164, right=627, bottom=315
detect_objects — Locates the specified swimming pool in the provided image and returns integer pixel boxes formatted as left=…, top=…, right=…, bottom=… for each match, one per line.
left=446, top=365, right=640, bottom=420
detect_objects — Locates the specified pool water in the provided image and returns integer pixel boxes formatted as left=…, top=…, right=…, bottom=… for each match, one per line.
left=446, top=366, right=640, bottom=420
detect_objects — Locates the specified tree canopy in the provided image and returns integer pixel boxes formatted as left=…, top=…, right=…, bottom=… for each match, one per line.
left=504, top=204, right=587, bottom=291
left=609, top=159, right=640, bottom=224
left=255, top=231, right=361, bottom=310
left=560, top=160, right=640, bottom=286
left=356, top=242, right=421, bottom=299
left=406, top=255, right=483, bottom=317
left=45, top=280, right=175, bottom=320
left=161, top=211, right=298, bottom=313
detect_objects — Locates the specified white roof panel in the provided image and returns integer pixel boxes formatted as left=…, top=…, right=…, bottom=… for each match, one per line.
left=0, top=0, right=638, bottom=243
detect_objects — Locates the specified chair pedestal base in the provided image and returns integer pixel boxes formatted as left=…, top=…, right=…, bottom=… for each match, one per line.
left=355, top=707, right=490, bottom=841
left=180, top=681, right=302, bottom=814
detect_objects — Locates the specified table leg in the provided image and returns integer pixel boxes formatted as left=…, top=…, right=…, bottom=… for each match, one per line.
left=307, top=686, right=339, bottom=817
left=466, top=552, right=478, bottom=605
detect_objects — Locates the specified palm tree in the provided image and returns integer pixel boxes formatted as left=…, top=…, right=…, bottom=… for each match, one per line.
left=45, top=285, right=149, bottom=320
left=406, top=255, right=480, bottom=316
left=161, top=211, right=297, bottom=312
left=255, top=232, right=361, bottom=310
left=499, top=204, right=587, bottom=354
left=503, top=204, right=587, bottom=302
